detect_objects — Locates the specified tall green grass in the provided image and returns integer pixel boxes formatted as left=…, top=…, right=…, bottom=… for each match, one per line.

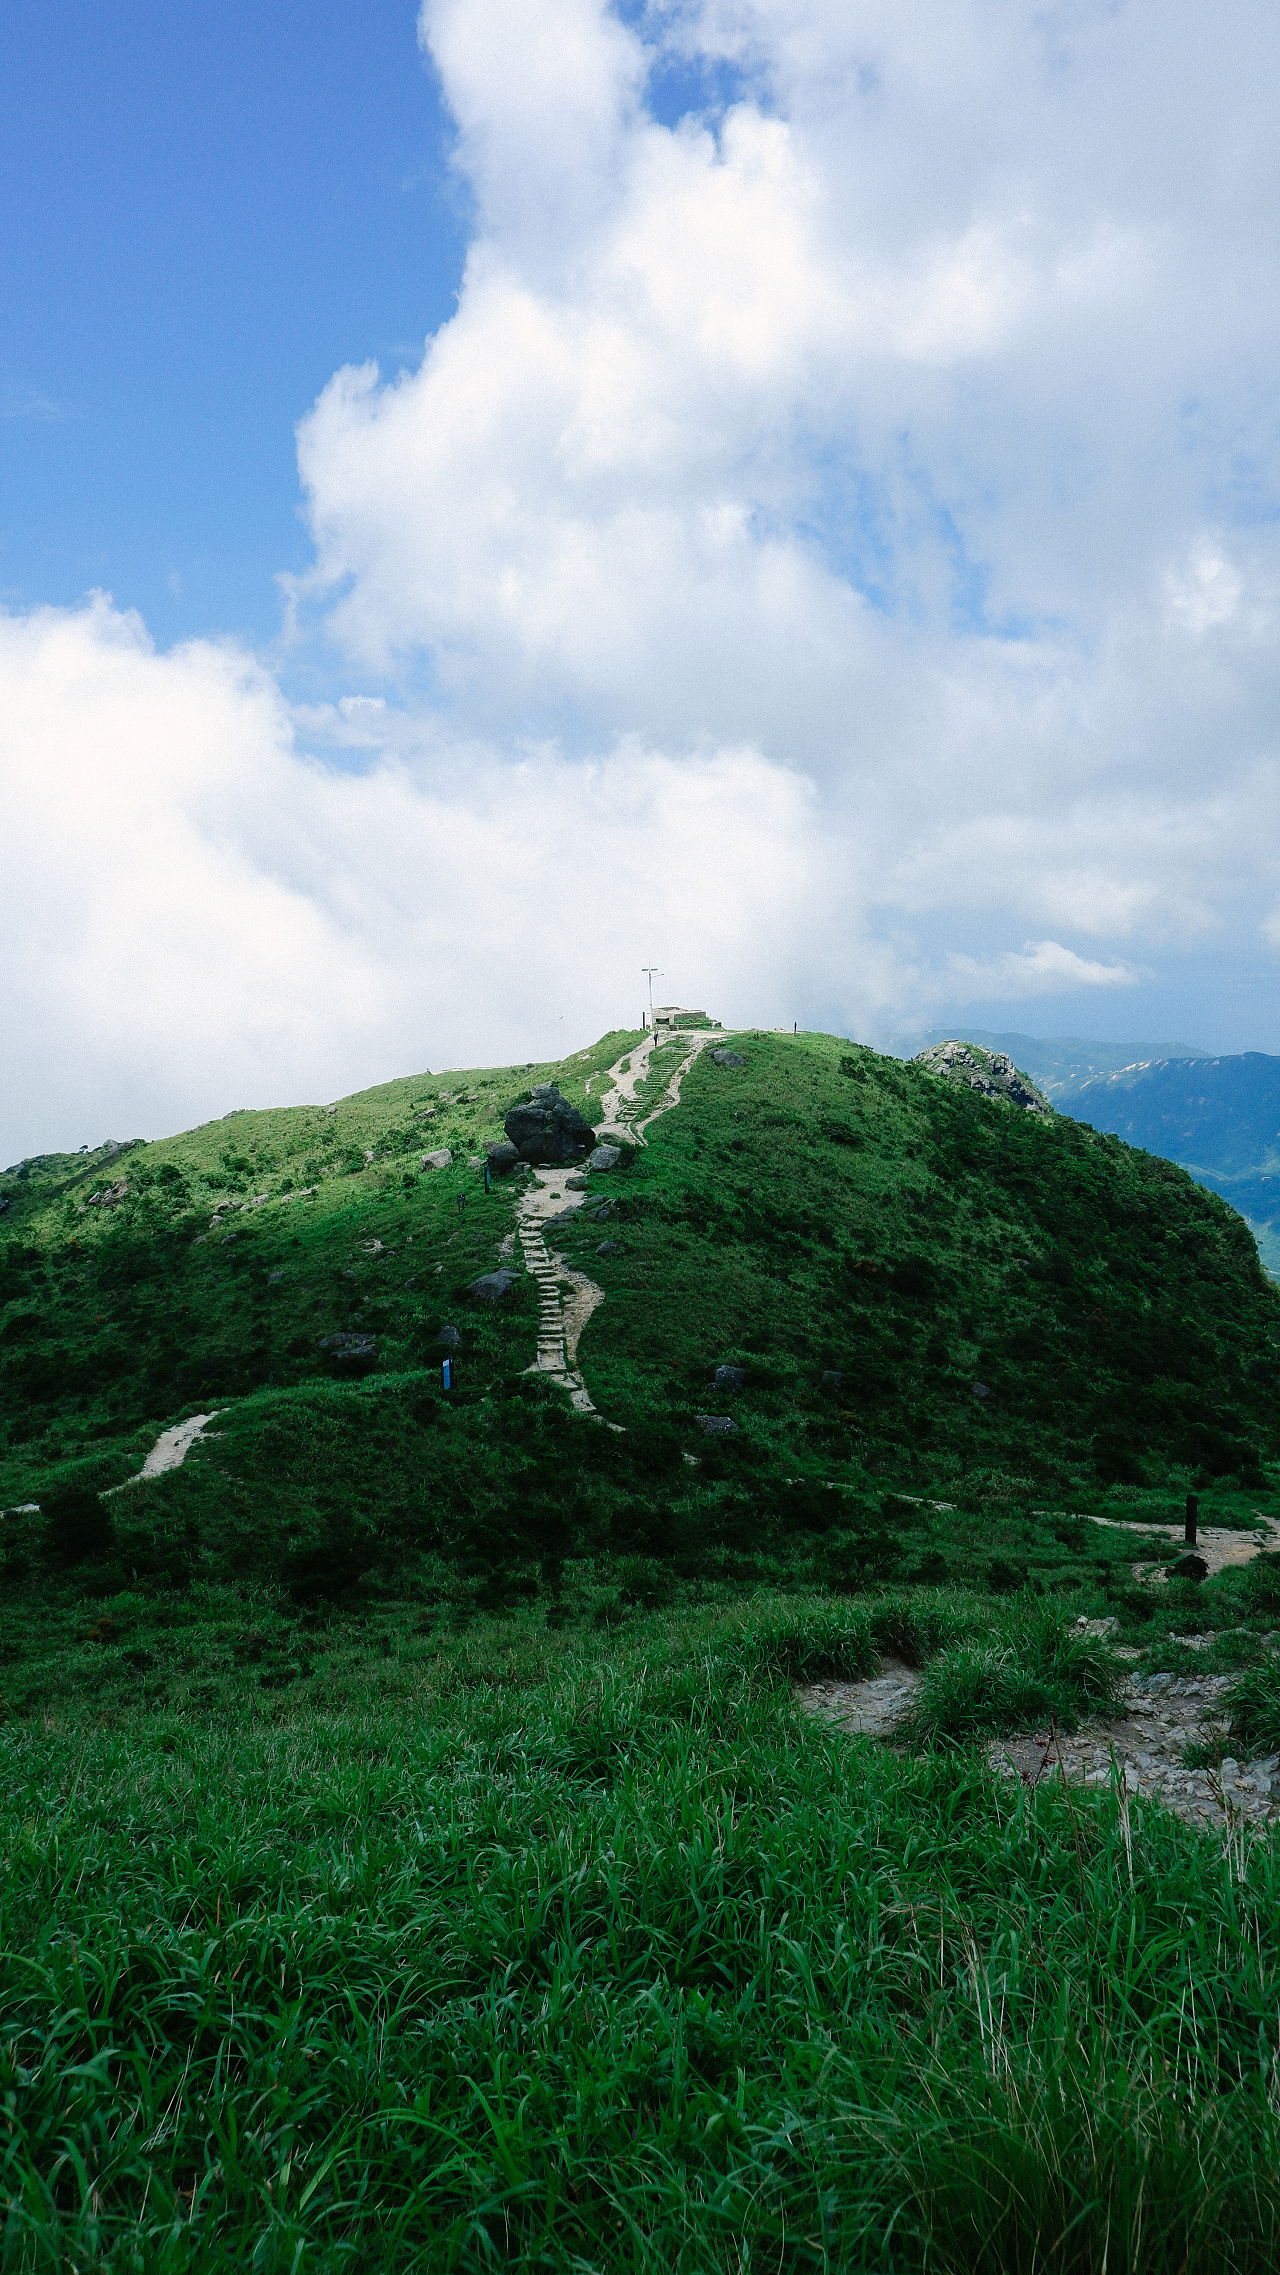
left=1, top=1604, right=1278, bottom=2270
left=902, top=1600, right=1126, bottom=1744
left=1225, top=1652, right=1280, bottom=1757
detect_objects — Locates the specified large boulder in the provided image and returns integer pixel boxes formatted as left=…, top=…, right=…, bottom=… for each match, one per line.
left=470, top=1270, right=517, bottom=1302
left=504, top=1083, right=596, bottom=1165
left=421, top=1148, right=453, bottom=1171
left=587, top=1143, right=621, bottom=1170
left=484, top=1139, right=521, bottom=1174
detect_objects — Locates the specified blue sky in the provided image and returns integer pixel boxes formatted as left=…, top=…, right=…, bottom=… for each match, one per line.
left=2, top=0, right=1279, bottom=1159
left=0, top=2, right=465, bottom=649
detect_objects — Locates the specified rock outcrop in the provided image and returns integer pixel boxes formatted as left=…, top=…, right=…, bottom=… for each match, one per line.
left=913, top=1040, right=1050, bottom=1115
left=504, top=1083, right=596, bottom=1166
left=483, top=1139, right=520, bottom=1174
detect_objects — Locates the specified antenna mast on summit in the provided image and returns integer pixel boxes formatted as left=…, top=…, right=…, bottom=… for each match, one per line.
left=641, top=966, right=662, bottom=1030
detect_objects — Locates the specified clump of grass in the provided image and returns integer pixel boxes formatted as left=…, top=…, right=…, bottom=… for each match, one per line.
left=901, top=1601, right=1125, bottom=1744
left=1224, top=1653, right=1280, bottom=1757
left=735, top=1591, right=970, bottom=1686
left=737, top=1595, right=877, bottom=1683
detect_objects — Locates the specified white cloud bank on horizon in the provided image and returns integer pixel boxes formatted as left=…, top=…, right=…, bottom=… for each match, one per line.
left=4, top=0, right=1280, bottom=1158
left=0, top=599, right=848, bottom=1159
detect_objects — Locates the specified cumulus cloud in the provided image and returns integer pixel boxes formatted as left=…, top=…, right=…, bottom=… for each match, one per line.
left=289, top=0, right=1280, bottom=935
left=944, top=940, right=1139, bottom=997
left=6, top=0, right=1280, bottom=1156
left=0, top=598, right=845, bottom=1161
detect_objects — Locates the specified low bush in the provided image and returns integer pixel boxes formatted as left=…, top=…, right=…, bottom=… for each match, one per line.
left=42, top=1482, right=114, bottom=1564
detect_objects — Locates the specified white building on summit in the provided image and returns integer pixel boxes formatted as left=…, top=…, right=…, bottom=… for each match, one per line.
left=649, top=1006, right=720, bottom=1033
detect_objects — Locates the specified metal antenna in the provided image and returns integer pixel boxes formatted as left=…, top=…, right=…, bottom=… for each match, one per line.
left=641, top=966, right=661, bottom=1029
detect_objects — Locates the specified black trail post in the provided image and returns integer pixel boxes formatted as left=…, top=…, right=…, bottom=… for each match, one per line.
left=1185, top=1493, right=1198, bottom=1546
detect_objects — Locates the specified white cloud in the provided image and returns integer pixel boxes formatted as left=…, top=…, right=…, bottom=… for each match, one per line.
left=0, top=598, right=846, bottom=1162
left=944, top=939, right=1139, bottom=998
left=7, top=1, right=1280, bottom=1157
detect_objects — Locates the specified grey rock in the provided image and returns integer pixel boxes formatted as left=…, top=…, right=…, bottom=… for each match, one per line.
left=822, top=1370, right=843, bottom=1389
left=483, top=1140, right=520, bottom=1174
left=470, top=1270, right=517, bottom=1302
left=591, top=1203, right=613, bottom=1221
left=421, top=1149, right=453, bottom=1171
left=972, top=1379, right=991, bottom=1399
left=438, top=1325, right=461, bottom=1348
left=696, top=1414, right=738, bottom=1436
left=596, top=1240, right=620, bottom=1255
left=319, top=1331, right=378, bottom=1371
left=913, top=1039, right=1051, bottom=1115
left=268, top=1269, right=284, bottom=1284
left=714, top=1364, right=746, bottom=1390
left=710, top=1049, right=746, bottom=1069
left=565, top=1174, right=591, bottom=1190
left=504, top=1083, right=596, bottom=1166
left=587, top=1143, right=621, bottom=1170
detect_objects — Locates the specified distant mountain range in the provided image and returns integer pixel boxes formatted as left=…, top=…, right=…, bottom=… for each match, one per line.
left=886, top=1028, right=1208, bottom=1096
left=889, top=1028, right=1280, bottom=1273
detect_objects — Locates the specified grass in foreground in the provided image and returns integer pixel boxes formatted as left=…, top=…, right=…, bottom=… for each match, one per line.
left=4, top=1598, right=1280, bottom=2272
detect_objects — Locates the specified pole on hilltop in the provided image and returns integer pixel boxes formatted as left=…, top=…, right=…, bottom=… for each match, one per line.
left=641, top=965, right=661, bottom=1031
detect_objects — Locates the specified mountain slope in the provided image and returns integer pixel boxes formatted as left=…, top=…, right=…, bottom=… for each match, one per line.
left=1064, top=1052, right=1280, bottom=1273
left=3, top=1029, right=1277, bottom=1621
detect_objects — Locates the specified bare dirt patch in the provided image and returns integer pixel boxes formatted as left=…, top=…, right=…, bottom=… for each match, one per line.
left=801, top=1647, right=1280, bottom=1834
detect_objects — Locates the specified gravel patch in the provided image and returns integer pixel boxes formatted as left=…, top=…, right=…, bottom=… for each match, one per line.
left=801, top=1651, right=1280, bottom=1833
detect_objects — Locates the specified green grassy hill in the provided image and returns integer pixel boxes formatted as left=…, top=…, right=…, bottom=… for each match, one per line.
left=3, top=1026, right=1277, bottom=1549
left=5, top=1029, right=1280, bottom=2269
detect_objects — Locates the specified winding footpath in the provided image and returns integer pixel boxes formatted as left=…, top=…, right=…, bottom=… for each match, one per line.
left=517, top=1026, right=730, bottom=1418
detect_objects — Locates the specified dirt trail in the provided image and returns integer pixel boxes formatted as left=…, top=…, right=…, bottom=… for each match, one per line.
left=1085, top=1509, right=1280, bottom=1581
left=516, top=1169, right=606, bottom=1416
left=105, top=1412, right=226, bottom=1492
left=514, top=1027, right=728, bottom=1417
left=595, top=1026, right=730, bottom=1147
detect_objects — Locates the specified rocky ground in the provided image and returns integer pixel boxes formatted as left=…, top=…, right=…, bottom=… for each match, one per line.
left=801, top=1634, right=1280, bottom=1832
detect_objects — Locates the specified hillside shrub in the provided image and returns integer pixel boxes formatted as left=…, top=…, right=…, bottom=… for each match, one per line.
left=43, top=1483, right=113, bottom=1564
